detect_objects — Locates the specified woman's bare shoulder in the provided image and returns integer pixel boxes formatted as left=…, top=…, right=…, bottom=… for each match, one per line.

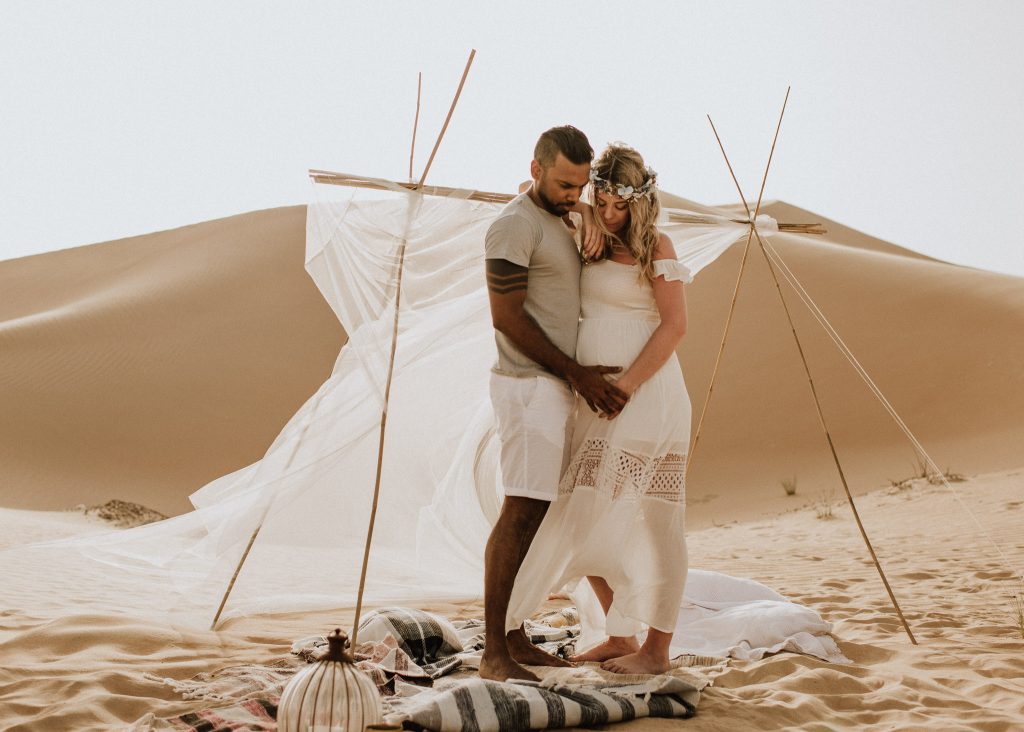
left=653, top=232, right=676, bottom=261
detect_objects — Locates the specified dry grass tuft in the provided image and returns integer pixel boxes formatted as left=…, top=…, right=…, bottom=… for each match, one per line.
left=889, top=456, right=967, bottom=490
left=815, top=488, right=836, bottom=520
left=77, top=499, right=167, bottom=528
left=929, top=467, right=967, bottom=485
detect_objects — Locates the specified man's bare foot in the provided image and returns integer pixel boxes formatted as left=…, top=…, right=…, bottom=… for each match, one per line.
left=570, top=636, right=640, bottom=663
left=600, top=648, right=670, bottom=675
left=480, top=651, right=540, bottom=681
left=508, top=629, right=574, bottom=668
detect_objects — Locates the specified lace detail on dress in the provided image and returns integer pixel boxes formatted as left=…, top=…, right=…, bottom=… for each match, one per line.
left=559, top=438, right=686, bottom=503
left=652, top=259, right=693, bottom=284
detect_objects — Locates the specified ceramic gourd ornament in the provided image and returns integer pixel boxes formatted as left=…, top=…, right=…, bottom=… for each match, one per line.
left=277, top=628, right=384, bottom=731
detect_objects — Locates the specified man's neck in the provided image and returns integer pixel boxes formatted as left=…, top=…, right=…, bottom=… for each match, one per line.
left=525, top=185, right=562, bottom=219
left=525, top=184, right=544, bottom=210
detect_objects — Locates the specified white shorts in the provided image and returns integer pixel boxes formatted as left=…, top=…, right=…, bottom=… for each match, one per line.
left=489, top=372, right=575, bottom=502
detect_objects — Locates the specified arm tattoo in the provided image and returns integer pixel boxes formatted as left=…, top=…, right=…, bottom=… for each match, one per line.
left=486, top=259, right=528, bottom=295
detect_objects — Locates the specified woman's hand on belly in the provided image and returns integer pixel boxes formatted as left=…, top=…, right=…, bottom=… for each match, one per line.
left=612, top=372, right=639, bottom=397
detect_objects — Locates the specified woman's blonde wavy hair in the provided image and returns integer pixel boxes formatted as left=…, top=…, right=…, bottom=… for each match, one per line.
left=590, top=143, right=661, bottom=281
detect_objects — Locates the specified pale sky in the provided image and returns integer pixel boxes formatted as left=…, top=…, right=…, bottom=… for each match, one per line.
left=2, top=0, right=1022, bottom=276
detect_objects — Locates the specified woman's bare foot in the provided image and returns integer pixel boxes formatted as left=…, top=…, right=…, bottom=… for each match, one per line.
left=508, top=628, right=574, bottom=668
left=570, top=635, right=640, bottom=663
left=479, top=650, right=540, bottom=681
left=600, top=647, right=670, bottom=675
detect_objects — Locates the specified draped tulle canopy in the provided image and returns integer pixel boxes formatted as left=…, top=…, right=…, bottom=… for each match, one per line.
left=0, top=181, right=775, bottom=626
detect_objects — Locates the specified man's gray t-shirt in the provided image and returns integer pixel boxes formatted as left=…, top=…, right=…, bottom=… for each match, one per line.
left=484, top=192, right=582, bottom=380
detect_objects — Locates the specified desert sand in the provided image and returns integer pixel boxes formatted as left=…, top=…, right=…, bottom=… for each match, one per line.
left=1, top=202, right=1022, bottom=729
left=1, top=470, right=1021, bottom=730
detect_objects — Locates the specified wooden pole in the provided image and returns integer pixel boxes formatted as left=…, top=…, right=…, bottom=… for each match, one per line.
left=308, top=170, right=514, bottom=204
left=752, top=231, right=918, bottom=644
left=350, top=49, right=476, bottom=647
left=684, top=230, right=754, bottom=480
left=409, top=72, right=422, bottom=182
left=706, top=115, right=754, bottom=219
left=210, top=389, right=330, bottom=629
left=308, top=172, right=829, bottom=233
left=416, top=50, right=476, bottom=190
left=210, top=524, right=262, bottom=629
left=752, top=87, right=790, bottom=217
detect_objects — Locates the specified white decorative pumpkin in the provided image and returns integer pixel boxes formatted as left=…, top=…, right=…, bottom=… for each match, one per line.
left=277, top=628, right=384, bottom=732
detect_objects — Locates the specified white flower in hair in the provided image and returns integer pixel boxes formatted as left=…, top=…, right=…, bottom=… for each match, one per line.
left=590, top=165, right=658, bottom=202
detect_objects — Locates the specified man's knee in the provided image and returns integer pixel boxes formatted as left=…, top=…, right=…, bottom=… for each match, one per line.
left=499, top=495, right=549, bottom=527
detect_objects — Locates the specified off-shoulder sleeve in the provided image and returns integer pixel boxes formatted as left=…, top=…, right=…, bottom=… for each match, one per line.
left=652, top=259, right=693, bottom=284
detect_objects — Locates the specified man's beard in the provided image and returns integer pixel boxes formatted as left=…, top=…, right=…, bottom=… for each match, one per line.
left=536, top=186, right=572, bottom=216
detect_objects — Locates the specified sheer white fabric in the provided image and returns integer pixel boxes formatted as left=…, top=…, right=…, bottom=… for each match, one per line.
left=0, top=182, right=782, bottom=630
left=573, top=569, right=850, bottom=663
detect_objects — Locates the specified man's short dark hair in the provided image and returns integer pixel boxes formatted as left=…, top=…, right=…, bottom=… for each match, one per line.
left=534, top=125, right=594, bottom=167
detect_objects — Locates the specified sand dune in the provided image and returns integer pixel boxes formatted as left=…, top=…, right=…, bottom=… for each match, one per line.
left=2, top=201, right=1021, bottom=525
left=0, top=207, right=343, bottom=515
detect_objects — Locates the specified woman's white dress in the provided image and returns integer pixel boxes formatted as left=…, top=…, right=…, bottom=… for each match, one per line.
left=507, top=257, right=692, bottom=636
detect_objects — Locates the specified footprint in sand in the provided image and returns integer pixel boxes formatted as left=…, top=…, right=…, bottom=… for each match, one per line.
left=898, top=571, right=937, bottom=580
left=974, top=568, right=1017, bottom=580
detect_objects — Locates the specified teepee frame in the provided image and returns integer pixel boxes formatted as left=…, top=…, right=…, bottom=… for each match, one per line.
left=687, top=87, right=917, bottom=644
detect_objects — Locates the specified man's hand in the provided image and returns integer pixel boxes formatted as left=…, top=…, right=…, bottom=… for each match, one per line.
left=485, top=259, right=627, bottom=417
left=569, top=364, right=629, bottom=418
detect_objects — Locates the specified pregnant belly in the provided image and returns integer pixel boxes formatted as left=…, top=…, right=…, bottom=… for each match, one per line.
left=576, top=317, right=658, bottom=367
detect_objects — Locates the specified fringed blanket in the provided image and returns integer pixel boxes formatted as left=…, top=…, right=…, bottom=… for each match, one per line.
left=131, top=671, right=703, bottom=732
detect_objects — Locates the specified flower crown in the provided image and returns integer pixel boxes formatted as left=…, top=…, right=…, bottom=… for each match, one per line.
left=589, top=165, right=658, bottom=202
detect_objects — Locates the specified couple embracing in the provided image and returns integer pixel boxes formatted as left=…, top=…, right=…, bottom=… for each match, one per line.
left=481, top=125, right=692, bottom=681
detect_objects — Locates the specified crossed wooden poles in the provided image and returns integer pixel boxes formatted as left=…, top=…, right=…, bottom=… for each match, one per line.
left=210, top=51, right=477, bottom=635
left=690, top=87, right=917, bottom=645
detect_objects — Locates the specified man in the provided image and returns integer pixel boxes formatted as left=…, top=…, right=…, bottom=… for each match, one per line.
left=479, top=125, right=629, bottom=681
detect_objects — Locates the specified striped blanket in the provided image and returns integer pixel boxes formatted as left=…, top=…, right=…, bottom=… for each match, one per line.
left=393, top=675, right=698, bottom=731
